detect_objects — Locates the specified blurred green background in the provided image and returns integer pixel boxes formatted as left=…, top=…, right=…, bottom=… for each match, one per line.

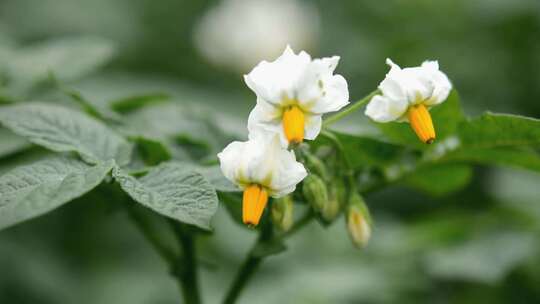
left=1, top=0, right=540, bottom=303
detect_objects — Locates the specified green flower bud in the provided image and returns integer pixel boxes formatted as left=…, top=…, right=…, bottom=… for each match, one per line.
left=321, top=178, right=346, bottom=222
left=271, top=195, right=294, bottom=232
left=304, top=152, right=328, bottom=180
left=346, top=193, right=372, bottom=248
left=302, top=174, right=328, bottom=212
left=321, top=198, right=340, bottom=222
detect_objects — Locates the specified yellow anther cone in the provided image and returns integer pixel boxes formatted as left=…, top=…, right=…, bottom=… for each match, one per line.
left=282, top=106, right=305, bottom=144
left=408, top=104, right=436, bottom=144
left=242, top=184, right=269, bottom=226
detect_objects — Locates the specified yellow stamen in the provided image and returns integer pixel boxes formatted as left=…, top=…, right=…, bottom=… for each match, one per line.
left=282, top=106, right=305, bottom=144
left=408, top=104, right=436, bottom=144
left=242, top=184, right=269, bottom=226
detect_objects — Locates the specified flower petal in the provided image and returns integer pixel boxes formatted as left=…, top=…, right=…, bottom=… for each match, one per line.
left=218, top=130, right=306, bottom=196
left=247, top=100, right=281, bottom=130
left=297, top=57, right=349, bottom=114
left=268, top=148, right=307, bottom=197
left=217, top=141, right=249, bottom=186
left=244, top=45, right=311, bottom=105
left=304, top=114, right=322, bottom=140
left=382, top=59, right=432, bottom=104
left=373, top=58, right=453, bottom=122
left=247, top=101, right=288, bottom=147
left=217, top=134, right=269, bottom=186
left=420, top=61, right=452, bottom=106
left=365, top=95, right=408, bottom=123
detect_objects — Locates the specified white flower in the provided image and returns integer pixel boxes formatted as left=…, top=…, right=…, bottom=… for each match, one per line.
left=365, top=58, right=452, bottom=144
left=218, top=130, right=306, bottom=196
left=217, top=130, right=307, bottom=225
left=246, top=46, right=349, bottom=146
left=194, top=0, right=319, bottom=71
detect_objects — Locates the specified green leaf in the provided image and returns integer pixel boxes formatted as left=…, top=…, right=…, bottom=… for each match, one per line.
left=218, top=192, right=243, bottom=226
left=113, top=163, right=219, bottom=230
left=0, top=103, right=132, bottom=165
left=458, top=113, right=540, bottom=148
left=109, top=93, right=170, bottom=114
left=6, top=36, right=115, bottom=92
left=0, top=128, right=31, bottom=158
left=376, top=90, right=464, bottom=149
left=121, top=103, right=233, bottom=160
left=332, top=131, right=402, bottom=168
left=184, top=164, right=239, bottom=193
left=0, top=156, right=114, bottom=230
left=433, top=113, right=540, bottom=172
left=118, top=160, right=238, bottom=192
left=444, top=147, right=540, bottom=172
left=403, top=164, right=473, bottom=196
left=131, top=136, right=172, bottom=166
left=61, top=86, right=122, bottom=123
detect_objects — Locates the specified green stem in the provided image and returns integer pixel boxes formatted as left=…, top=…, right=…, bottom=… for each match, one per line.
left=223, top=213, right=314, bottom=304
left=170, top=221, right=202, bottom=304
left=223, top=252, right=262, bottom=304
left=125, top=203, right=201, bottom=304
left=323, top=90, right=380, bottom=127
left=125, top=203, right=177, bottom=263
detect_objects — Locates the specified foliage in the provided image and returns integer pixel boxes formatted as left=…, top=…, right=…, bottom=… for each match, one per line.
left=1, top=1, right=540, bottom=303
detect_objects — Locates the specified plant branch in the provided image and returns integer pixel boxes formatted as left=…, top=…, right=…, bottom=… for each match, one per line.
left=169, top=221, right=202, bottom=304
left=125, top=202, right=202, bottom=304
left=125, top=202, right=177, bottom=263
left=223, top=211, right=314, bottom=304
left=223, top=249, right=263, bottom=304
left=323, top=90, right=380, bottom=127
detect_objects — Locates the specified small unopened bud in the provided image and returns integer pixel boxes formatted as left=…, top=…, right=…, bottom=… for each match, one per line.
left=271, top=195, right=294, bottom=232
left=302, top=174, right=328, bottom=212
left=304, top=152, right=328, bottom=181
left=346, top=193, right=372, bottom=248
left=321, top=198, right=340, bottom=222
left=321, top=179, right=346, bottom=222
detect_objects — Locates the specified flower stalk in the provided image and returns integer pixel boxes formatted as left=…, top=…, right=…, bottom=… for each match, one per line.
left=223, top=210, right=314, bottom=304
left=323, top=90, right=380, bottom=127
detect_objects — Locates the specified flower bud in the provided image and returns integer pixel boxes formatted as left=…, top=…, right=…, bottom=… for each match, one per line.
left=302, top=174, right=328, bottom=212
left=304, top=152, right=328, bottom=181
left=321, top=178, right=346, bottom=222
left=346, top=193, right=372, bottom=248
left=271, top=195, right=294, bottom=232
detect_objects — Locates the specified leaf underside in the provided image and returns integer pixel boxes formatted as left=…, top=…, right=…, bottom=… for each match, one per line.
left=0, top=102, right=132, bottom=165
left=0, top=156, right=114, bottom=230
left=113, top=162, right=219, bottom=230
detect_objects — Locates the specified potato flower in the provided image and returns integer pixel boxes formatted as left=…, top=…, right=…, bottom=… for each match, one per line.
left=246, top=46, right=349, bottom=146
left=365, top=59, right=452, bottom=144
left=217, top=130, right=307, bottom=226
